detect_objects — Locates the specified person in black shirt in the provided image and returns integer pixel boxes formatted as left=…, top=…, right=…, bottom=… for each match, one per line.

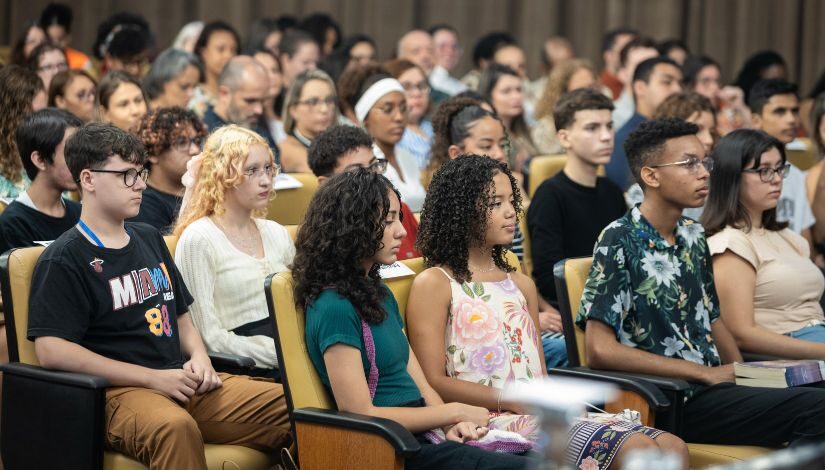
left=527, top=89, right=626, bottom=367
left=27, top=123, right=291, bottom=469
left=0, top=108, right=83, bottom=255
left=130, top=107, right=206, bottom=234
left=0, top=108, right=82, bottom=365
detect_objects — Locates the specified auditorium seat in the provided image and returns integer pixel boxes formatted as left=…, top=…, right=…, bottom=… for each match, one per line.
left=518, top=207, right=532, bottom=276
left=552, top=256, right=774, bottom=468
left=267, top=173, right=319, bottom=225
left=528, top=154, right=606, bottom=198
left=0, top=246, right=276, bottom=469
left=265, top=259, right=425, bottom=470
left=786, top=137, right=817, bottom=171
left=528, top=154, right=567, bottom=198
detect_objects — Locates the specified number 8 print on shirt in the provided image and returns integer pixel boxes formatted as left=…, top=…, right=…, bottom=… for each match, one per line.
left=109, top=262, right=176, bottom=337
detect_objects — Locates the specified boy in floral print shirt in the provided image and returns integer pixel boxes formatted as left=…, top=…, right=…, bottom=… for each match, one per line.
left=577, top=118, right=825, bottom=446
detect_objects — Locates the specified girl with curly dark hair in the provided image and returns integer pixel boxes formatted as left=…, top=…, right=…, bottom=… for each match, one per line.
left=424, top=95, right=527, bottom=267
left=131, top=107, right=207, bottom=233
left=407, top=156, right=688, bottom=469
left=294, top=169, right=528, bottom=469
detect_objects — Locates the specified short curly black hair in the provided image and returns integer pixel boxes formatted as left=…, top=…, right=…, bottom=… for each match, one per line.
left=625, top=117, right=699, bottom=187
left=136, top=107, right=207, bottom=169
left=307, top=125, right=374, bottom=177
left=292, top=168, right=401, bottom=324
left=417, top=155, right=521, bottom=283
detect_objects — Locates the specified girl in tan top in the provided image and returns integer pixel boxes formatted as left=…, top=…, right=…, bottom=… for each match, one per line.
left=702, top=129, right=825, bottom=358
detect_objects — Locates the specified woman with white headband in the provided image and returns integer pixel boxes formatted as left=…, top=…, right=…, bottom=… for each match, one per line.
left=339, top=63, right=427, bottom=212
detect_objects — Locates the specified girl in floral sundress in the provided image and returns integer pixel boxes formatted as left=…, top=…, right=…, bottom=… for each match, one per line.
left=408, top=155, right=689, bottom=469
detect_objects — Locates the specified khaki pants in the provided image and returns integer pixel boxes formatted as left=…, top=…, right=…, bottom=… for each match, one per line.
left=105, top=373, right=292, bottom=469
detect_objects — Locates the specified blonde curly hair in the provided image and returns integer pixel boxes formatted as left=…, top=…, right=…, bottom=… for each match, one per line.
left=174, top=125, right=274, bottom=236
left=534, top=59, right=595, bottom=121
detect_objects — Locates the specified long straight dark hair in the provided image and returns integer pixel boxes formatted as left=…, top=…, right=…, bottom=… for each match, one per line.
left=700, top=128, right=789, bottom=236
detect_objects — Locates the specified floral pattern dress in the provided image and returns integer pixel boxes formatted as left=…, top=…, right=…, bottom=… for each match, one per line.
left=436, top=267, right=663, bottom=469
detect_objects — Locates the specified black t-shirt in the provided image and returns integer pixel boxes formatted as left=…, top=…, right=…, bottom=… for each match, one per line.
left=527, top=171, right=627, bottom=303
left=28, top=222, right=193, bottom=370
left=0, top=199, right=81, bottom=254
left=129, top=186, right=182, bottom=235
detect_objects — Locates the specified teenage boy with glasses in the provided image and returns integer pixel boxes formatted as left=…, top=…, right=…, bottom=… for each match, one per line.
left=308, top=125, right=419, bottom=259
left=27, top=123, right=292, bottom=469
left=577, top=117, right=825, bottom=447
left=130, top=107, right=207, bottom=234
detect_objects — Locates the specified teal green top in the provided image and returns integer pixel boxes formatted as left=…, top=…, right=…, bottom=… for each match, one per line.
left=305, top=287, right=423, bottom=407
left=0, top=172, right=30, bottom=199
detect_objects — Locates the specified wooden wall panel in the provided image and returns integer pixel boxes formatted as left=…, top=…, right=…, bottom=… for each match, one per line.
left=0, top=0, right=822, bottom=92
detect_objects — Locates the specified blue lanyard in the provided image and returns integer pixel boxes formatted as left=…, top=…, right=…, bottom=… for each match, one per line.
left=77, top=220, right=105, bottom=248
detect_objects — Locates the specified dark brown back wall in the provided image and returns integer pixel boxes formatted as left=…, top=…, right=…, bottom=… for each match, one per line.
left=2, top=0, right=824, bottom=95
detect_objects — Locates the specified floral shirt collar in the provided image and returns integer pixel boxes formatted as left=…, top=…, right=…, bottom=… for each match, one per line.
left=627, top=205, right=706, bottom=252
left=577, top=206, right=721, bottom=399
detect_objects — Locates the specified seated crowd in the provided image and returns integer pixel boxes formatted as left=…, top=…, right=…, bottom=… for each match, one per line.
left=3, top=4, right=825, bottom=469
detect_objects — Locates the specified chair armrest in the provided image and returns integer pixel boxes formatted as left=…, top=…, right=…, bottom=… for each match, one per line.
left=606, top=371, right=691, bottom=392
left=549, top=366, right=693, bottom=436
left=0, top=362, right=108, bottom=470
left=208, top=351, right=256, bottom=371
left=549, top=366, right=671, bottom=410
left=0, top=362, right=109, bottom=388
left=293, top=407, right=420, bottom=456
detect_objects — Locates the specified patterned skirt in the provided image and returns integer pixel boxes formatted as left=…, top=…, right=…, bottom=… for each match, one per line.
left=487, top=412, right=663, bottom=468
left=567, top=418, right=664, bottom=469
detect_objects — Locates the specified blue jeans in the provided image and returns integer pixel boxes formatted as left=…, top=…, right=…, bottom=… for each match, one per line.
left=541, top=333, right=569, bottom=368
left=787, top=324, right=825, bottom=343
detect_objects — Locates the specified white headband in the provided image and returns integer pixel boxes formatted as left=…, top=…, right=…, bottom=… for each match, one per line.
left=354, top=78, right=405, bottom=124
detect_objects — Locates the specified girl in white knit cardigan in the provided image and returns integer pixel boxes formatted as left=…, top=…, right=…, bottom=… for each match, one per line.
left=173, top=125, right=294, bottom=378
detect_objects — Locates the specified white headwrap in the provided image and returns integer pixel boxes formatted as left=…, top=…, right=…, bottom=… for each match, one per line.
left=354, top=78, right=405, bottom=124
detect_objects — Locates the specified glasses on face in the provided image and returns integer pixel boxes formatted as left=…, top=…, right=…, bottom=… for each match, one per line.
left=648, top=157, right=714, bottom=173
left=75, top=88, right=96, bottom=102
left=243, top=163, right=281, bottom=179
left=367, top=159, right=387, bottom=174
left=343, top=159, right=388, bottom=175
left=296, top=96, right=336, bottom=109
left=90, top=167, right=150, bottom=187
left=401, top=81, right=430, bottom=94
left=39, top=62, right=68, bottom=73
left=172, top=136, right=205, bottom=153
left=742, top=162, right=791, bottom=182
